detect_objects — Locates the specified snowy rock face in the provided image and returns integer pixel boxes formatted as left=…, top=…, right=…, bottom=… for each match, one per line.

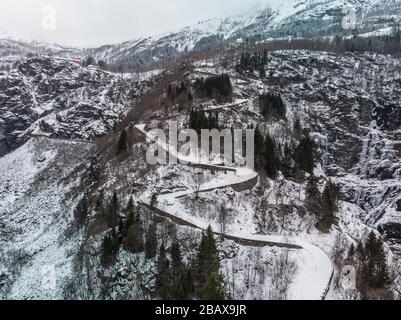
left=0, top=138, right=93, bottom=299
left=0, top=57, right=161, bottom=157
left=231, top=49, right=401, bottom=249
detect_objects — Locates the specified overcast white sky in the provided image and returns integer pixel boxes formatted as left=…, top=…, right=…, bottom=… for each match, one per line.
left=0, top=0, right=280, bottom=47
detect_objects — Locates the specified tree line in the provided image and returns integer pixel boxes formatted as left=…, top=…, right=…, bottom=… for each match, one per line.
left=254, top=126, right=316, bottom=180
left=258, top=93, right=287, bottom=120
left=236, top=49, right=268, bottom=77
left=194, top=74, right=233, bottom=102
left=99, top=194, right=158, bottom=266
left=347, top=232, right=392, bottom=300
left=188, top=108, right=220, bottom=133
left=305, top=178, right=340, bottom=232
left=97, top=192, right=226, bottom=300
left=156, top=227, right=226, bottom=300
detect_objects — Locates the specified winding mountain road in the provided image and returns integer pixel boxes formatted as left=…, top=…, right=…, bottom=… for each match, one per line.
left=135, top=124, right=334, bottom=300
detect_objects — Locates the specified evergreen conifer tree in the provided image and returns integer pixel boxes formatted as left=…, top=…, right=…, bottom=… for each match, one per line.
left=156, top=243, right=172, bottom=299
left=145, top=223, right=158, bottom=259
left=117, top=129, right=128, bottom=156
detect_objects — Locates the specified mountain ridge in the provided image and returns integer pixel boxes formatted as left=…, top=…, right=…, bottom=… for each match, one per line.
left=2, top=0, right=401, bottom=69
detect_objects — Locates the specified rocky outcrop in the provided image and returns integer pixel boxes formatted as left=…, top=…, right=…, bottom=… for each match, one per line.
left=0, top=57, right=161, bottom=157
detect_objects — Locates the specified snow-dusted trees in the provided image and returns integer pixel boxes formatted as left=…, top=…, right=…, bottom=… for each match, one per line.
left=154, top=227, right=225, bottom=300
left=122, top=198, right=144, bottom=253
left=103, top=191, right=119, bottom=227
left=263, top=134, right=280, bottom=179
left=254, top=127, right=280, bottom=179
left=253, top=125, right=319, bottom=180
left=156, top=243, right=171, bottom=300
left=268, top=248, right=297, bottom=300
left=317, top=182, right=340, bottom=232
left=346, top=232, right=393, bottom=300
left=293, top=131, right=316, bottom=175
left=123, top=219, right=144, bottom=253
left=195, top=227, right=225, bottom=300
left=258, top=93, right=287, bottom=120
left=145, top=224, right=157, bottom=259
left=82, top=56, right=95, bottom=67
left=305, top=178, right=340, bottom=233
left=117, top=129, right=128, bottom=156
left=218, top=204, right=228, bottom=235
left=101, top=229, right=119, bottom=266
left=188, top=108, right=219, bottom=133
left=305, top=176, right=321, bottom=217
left=194, top=74, right=233, bottom=102
left=236, top=50, right=268, bottom=75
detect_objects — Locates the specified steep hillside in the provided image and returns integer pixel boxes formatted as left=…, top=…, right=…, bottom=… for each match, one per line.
left=87, top=0, right=401, bottom=69
left=0, top=57, right=163, bottom=156
left=1, top=1, right=401, bottom=301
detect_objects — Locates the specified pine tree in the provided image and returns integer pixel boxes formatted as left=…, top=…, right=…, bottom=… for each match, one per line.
left=117, top=218, right=124, bottom=244
left=254, top=126, right=266, bottom=171
left=195, top=226, right=223, bottom=298
left=373, top=237, right=390, bottom=289
left=125, top=196, right=135, bottom=215
left=145, top=223, right=158, bottom=259
left=294, top=132, right=316, bottom=174
left=317, top=181, right=339, bottom=232
left=356, top=240, right=365, bottom=261
left=306, top=176, right=320, bottom=201
left=177, top=267, right=195, bottom=300
left=202, top=274, right=225, bottom=300
left=123, top=200, right=136, bottom=239
left=150, top=192, right=159, bottom=208
left=156, top=243, right=172, bottom=300
left=171, top=241, right=184, bottom=296
left=263, top=134, right=280, bottom=179
left=74, top=196, right=89, bottom=224
left=101, top=229, right=119, bottom=266
left=356, top=231, right=392, bottom=296
left=281, top=143, right=295, bottom=177
left=106, top=191, right=119, bottom=227
left=117, top=129, right=128, bottom=156
left=259, top=66, right=266, bottom=78
left=123, top=214, right=144, bottom=253
left=305, top=176, right=321, bottom=216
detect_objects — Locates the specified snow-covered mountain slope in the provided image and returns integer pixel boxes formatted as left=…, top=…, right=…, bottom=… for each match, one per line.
left=88, top=0, right=401, bottom=68
left=0, top=57, right=163, bottom=157
left=1, top=0, right=400, bottom=69
left=136, top=124, right=333, bottom=300
left=229, top=49, right=401, bottom=250
left=0, top=31, right=78, bottom=61
left=64, top=49, right=398, bottom=300
left=1, top=46, right=400, bottom=300
left=0, top=137, right=92, bottom=299
left=87, top=4, right=275, bottom=68
left=1, top=1, right=401, bottom=301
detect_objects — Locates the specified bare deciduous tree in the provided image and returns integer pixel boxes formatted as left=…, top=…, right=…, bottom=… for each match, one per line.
left=218, top=203, right=228, bottom=235
left=268, top=247, right=297, bottom=300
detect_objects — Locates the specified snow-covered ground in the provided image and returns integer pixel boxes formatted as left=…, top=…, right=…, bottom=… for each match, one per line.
left=136, top=124, right=333, bottom=300
left=0, top=137, right=91, bottom=299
